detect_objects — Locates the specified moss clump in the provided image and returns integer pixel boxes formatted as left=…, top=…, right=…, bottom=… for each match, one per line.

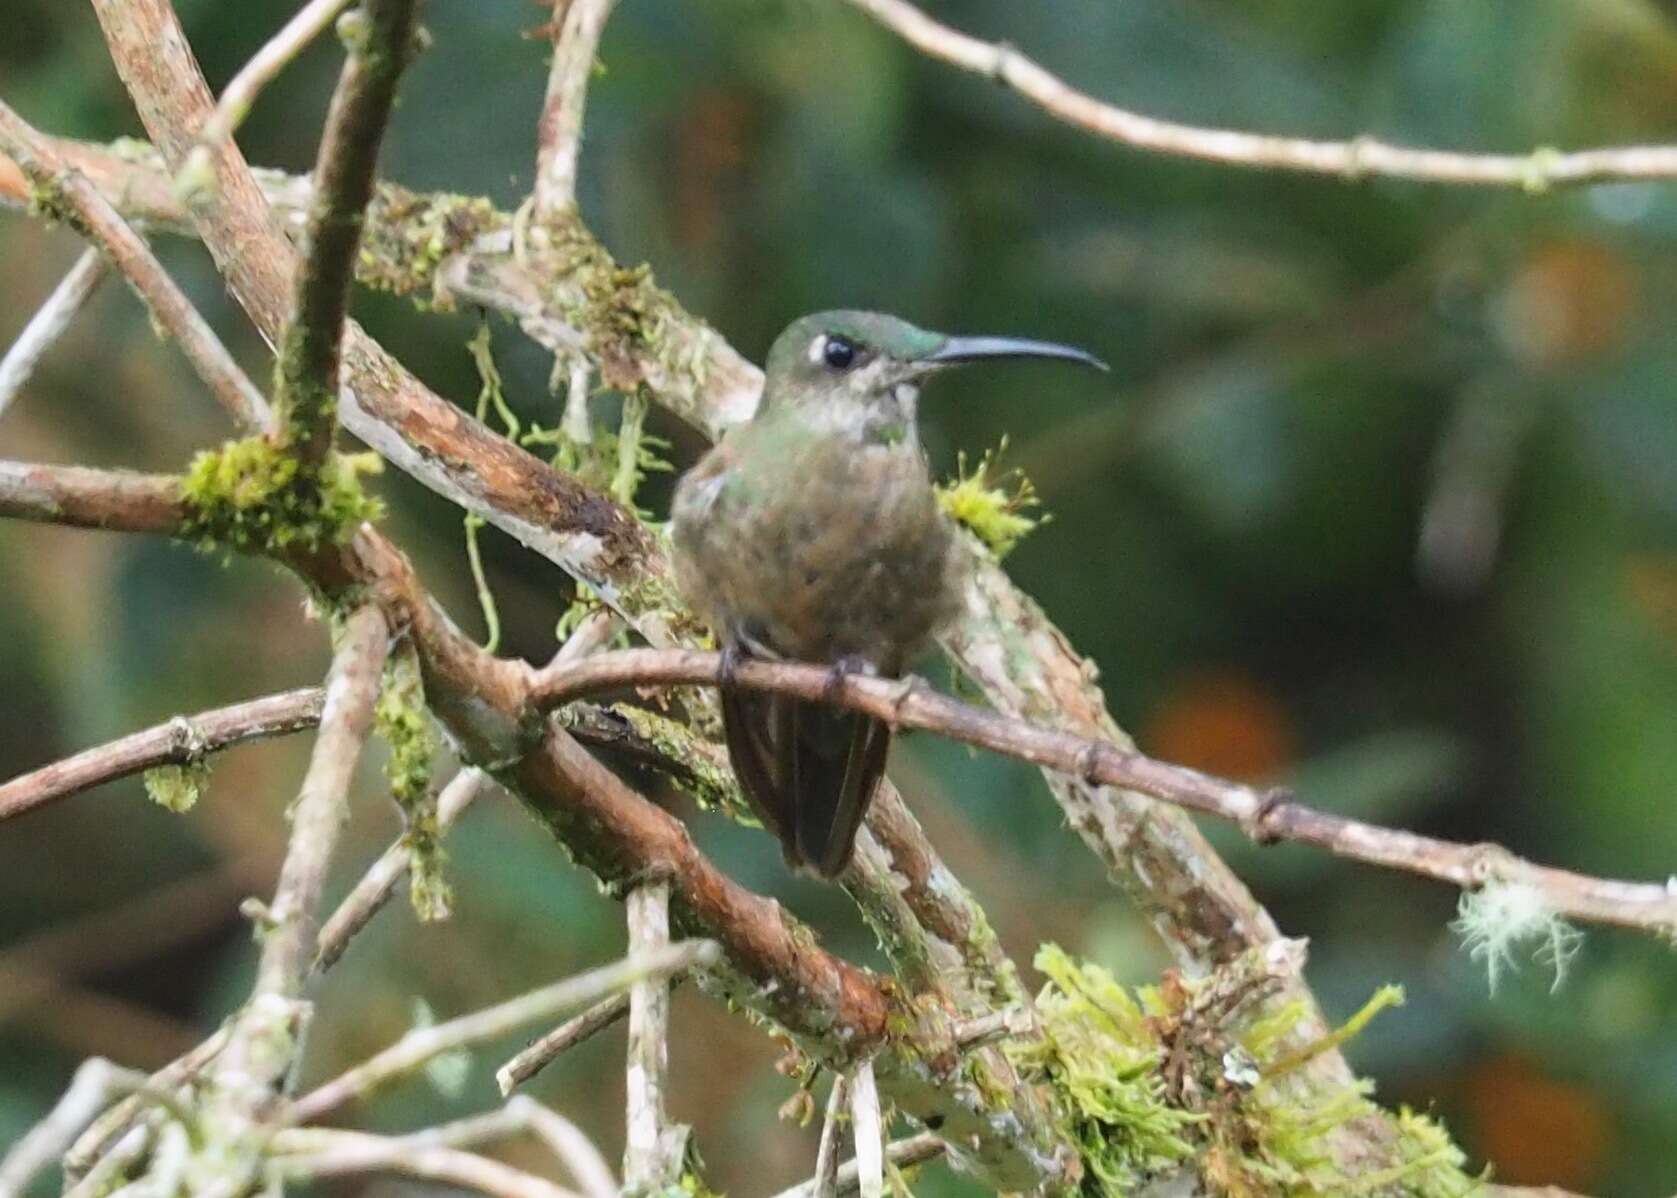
left=1014, top=946, right=1478, bottom=1197
left=144, top=760, right=210, bottom=813
left=357, top=184, right=506, bottom=298
left=179, top=436, right=385, bottom=557
left=1009, top=945, right=1201, bottom=1193
left=376, top=646, right=449, bottom=922
left=937, top=438, right=1048, bottom=559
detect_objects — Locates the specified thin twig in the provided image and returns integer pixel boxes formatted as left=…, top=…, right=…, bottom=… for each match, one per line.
left=255, top=609, right=388, bottom=1000
left=533, top=0, right=621, bottom=217
left=64, top=1030, right=230, bottom=1182
left=288, top=939, right=719, bottom=1123
left=274, top=1098, right=615, bottom=1198
left=0, top=104, right=270, bottom=428
left=812, top=1075, right=849, bottom=1198
left=0, top=248, right=106, bottom=423
left=64, top=1125, right=149, bottom=1198
left=271, top=1126, right=584, bottom=1198
left=844, top=0, right=1677, bottom=189
left=847, top=1061, right=883, bottom=1198
left=182, top=0, right=359, bottom=187
left=528, top=648, right=1677, bottom=938
left=188, top=605, right=389, bottom=1198
left=623, top=880, right=682, bottom=1189
left=274, top=0, right=419, bottom=465
left=0, top=1059, right=152, bottom=1198
left=496, top=993, right=629, bottom=1095
left=508, top=1097, right=619, bottom=1198
left=0, top=688, right=323, bottom=823
left=769, top=1134, right=946, bottom=1198
left=314, top=765, right=493, bottom=971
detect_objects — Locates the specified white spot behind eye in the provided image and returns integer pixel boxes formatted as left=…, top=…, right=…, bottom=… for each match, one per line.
left=807, top=335, right=828, bottom=366
left=892, top=383, right=919, bottom=408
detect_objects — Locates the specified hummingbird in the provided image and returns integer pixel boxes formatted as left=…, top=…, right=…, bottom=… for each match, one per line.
left=670, top=311, right=1106, bottom=876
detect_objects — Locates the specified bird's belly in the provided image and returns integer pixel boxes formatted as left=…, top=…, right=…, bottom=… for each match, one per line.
left=676, top=452, right=959, bottom=668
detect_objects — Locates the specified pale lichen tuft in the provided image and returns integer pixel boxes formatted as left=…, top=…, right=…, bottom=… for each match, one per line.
left=1453, top=879, right=1583, bottom=994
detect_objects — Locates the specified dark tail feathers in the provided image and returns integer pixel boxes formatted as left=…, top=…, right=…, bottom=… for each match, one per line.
left=720, top=689, right=890, bottom=877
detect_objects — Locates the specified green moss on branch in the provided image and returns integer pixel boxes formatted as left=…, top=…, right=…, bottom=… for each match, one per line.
left=179, top=436, right=384, bottom=557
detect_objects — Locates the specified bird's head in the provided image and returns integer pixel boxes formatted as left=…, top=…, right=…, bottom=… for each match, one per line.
left=759, top=310, right=1106, bottom=442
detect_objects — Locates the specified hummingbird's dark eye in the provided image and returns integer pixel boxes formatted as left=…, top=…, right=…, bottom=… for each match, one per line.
left=821, top=335, right=858, bottom=371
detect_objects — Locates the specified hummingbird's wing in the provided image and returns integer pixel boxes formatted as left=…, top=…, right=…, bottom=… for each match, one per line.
left=720, top=686, right=792, bottom=845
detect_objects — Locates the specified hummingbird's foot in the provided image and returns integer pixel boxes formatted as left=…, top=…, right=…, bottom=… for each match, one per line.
left=718, top=642, right=746, bottom=691
left=822, top=655, right=873, bottom=705
left=887, top=673, right=931, bottom=727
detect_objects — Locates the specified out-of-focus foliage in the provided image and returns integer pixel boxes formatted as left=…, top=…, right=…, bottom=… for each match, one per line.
left=4, top=1, right=1677, bottom=1194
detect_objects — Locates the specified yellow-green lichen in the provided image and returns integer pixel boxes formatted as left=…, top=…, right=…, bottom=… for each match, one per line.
left=937, top=438, right=1048, bottom=559
left=179, top=436, right=385, bottom=558
left=376, top=646, right=450, bottom=921
left=144, top=760, right=210, bottom=813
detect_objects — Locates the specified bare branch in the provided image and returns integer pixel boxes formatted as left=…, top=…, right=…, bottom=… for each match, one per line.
left=64, top=1031, right=230, bottom=1183
left=770, top=1134, right=946, bottom=1198
left=623, top=880, right=682, bottom=1190
left=529, top=648, right=1677, bottom=938
left=844, top=0, right=1677, bottom=190
left=183, top=0, right=358, bottom=184
left=288, top=940, right=720, bottom=1123
left=0, top=1059, right=151, bottom=1198
left=273, top=0, right=419, bottom=464
left=0, top=248, right=106, bottom=423
left=188, top=604, right=389, bottom=1198
left=314, top=765, right=493, bottom=971
left=497, top=994, right=629, bottom=1095
left=507, top=1097, right=619, bottom=1198
left=811, top=1075, right=849, bottom=1198
left=0, top=105, right=270, bottom=428
left=260, top=607, right=389, bottom=999
left=274, top=1098, right=615, bottom=1198
left=0, top=460, right=184, bottom=533
left=0, top=688, right=322, bottom=823
left=847, top=1061, right=882, bottom=1198
left=533, top=0, right=621, bottom=217
left=271, top=1126, right=584, bottom=1198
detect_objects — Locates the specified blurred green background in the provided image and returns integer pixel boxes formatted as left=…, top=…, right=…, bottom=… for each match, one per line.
left=5, top=1, right=1677, bottom=1193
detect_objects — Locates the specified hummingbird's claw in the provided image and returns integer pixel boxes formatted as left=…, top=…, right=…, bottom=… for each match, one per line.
left=719, top=642, right=745, bottom=691
left=888, top=673, right=931, bottom=728
left=822, top=655, right=873, bottom=705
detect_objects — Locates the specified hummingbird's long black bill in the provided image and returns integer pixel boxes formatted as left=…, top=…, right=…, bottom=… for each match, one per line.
left=922, top=335, right=1109, bottom=373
